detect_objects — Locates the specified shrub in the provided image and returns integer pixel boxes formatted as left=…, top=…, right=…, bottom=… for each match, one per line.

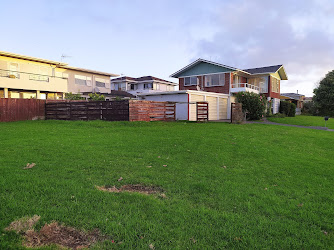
left=235, top=92, right=267, bottom=120
left=88, top=93, right=105, bottom=101
left=280, top=101, right=296, bottom=117
left=271, top=113, right=286, bottom=118
left=65, top=92, right=85, bottom=100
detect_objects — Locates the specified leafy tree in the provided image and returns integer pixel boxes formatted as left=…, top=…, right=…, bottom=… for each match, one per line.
left=235, top=92, right=267, bottom=120
left=65, top=92, right=85, bottom=100
left=88, top=93, right=105, bottom=101
left=313, top=70, right=334, bottom=116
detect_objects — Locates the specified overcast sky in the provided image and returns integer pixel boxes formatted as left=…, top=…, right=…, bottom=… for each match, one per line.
left=1, top=0, right=334, bottom=96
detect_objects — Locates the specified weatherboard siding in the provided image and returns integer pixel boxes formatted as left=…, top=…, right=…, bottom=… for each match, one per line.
left=175, top=62, right=232, bottom=78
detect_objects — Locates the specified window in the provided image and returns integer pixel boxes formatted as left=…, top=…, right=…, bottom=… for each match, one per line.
left=184, top=77, right=197, bottom=86
left=96, top=78, right=106, bottom=88
left=130, top=84, right=137, bottom=90
left=144, top=83, right=153, bottom=89
left=259, top=77, right=268, bottom=93
left=271, top=78, right=279, bottom=93
left=8, top=63, right=19, bottom=78
left=55, top=71, right=68, bottom=79
left=114, top=83, right=119, bottom=90
left=205, top=74, right=225, bottom=87
left=75, top=75, right=91, bottom=86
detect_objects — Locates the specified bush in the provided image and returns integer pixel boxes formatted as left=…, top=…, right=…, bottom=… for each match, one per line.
left=271, top=113, right=286, bottom=118
left=279, top=101, right=296, bottom=117
left=65, top=92, right=85, bottom=100
left=235, top=92, right=267, bottom=120
left=302, top=101, right=316, bottom=115
left=88, top=93, right=105, bottom=101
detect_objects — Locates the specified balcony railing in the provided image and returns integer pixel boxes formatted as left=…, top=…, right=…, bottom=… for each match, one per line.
left=232, top=83, right=259, bottom=91
left=0, top=69, right=20, bottom=79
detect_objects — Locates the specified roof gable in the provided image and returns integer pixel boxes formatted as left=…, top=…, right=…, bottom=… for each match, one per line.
left=243, top=65, right=288, bottom=80
left=170, top=59, right=237, bottom=78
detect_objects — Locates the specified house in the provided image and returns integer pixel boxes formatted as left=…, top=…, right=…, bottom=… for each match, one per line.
left=110, top=76, right=177, bottom=96
left=0, top=51, right=118, bottom=100
left=140, top=58, right=288, bottom=121
left=280, top=93, right=305, bottom=115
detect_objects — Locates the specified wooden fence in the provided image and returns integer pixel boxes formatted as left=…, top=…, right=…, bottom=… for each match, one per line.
left=0, top=98, right=45, bottom=122
left=196, top=102, right=208, bottom=122
left=45, top=100, right=129, bottom=121
left=45, top=100, right=175, bottom=122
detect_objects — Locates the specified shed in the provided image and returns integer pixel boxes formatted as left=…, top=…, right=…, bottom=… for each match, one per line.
left=138, top=90, right=230, bottom=121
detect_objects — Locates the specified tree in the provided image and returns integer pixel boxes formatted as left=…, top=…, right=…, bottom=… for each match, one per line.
left=313, top=70, right=334, bottom=116
left=235, top=92, right=267, bottom=120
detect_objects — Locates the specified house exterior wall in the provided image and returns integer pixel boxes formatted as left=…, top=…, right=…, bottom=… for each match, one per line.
left=66, top=70, right=111, bottom=94
left=265, top=75, right=281, bottom=99
left=179, top=72, right=230, bottom=94
left=174, top=62, right=232, bottom=77
left=0, top=54, right=113, bottom=99
left=0, top=56, right=68, bottom=94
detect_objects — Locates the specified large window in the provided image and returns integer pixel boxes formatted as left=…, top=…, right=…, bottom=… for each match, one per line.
left=95, top=78, right=106, bottom=88
left=271, top=77, right=279, bottom=93
left=75, top=75, right=92, bottom=86
left=184, top=76, right=197, bottom=86
left=205, top=73, right=225, bottom=87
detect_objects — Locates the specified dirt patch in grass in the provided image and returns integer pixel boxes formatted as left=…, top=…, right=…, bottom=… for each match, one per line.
left=6, top=216, right=108, bottom=249
left=96, top=184, right=164, bottom=195
left=5, top=215, right=41, bottom=233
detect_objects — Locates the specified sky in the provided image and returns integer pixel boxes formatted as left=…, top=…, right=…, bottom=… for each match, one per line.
left=1, top=0, right=334, bottom=96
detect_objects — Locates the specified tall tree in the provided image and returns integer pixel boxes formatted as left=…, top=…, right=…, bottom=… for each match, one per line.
left=313, top=70, right=334, bottom=116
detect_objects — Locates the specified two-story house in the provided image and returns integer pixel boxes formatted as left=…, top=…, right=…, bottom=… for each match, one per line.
left=0, top=51, right=118, bottom=100
left=140, top=59, right=287, bottom=121
left=110, top=76, right=177, bottom=96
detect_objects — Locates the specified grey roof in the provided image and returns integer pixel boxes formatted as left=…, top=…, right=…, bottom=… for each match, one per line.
left=281, top=93, right=305, bottom=100
left=243, top=65, right=282, bottom=74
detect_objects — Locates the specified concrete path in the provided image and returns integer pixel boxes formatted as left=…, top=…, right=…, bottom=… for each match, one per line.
left=247, top=119, right=334, bottom=132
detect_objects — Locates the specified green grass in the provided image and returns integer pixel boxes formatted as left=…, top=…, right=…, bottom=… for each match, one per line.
left=0, top=120, right=333, bottom=249
left=267, top=115, right=334, bottom=129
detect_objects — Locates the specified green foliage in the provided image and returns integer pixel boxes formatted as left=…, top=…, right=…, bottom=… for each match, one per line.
left=313, top=70, right=334, bottom=116
left=114, top=96, right=123, bottom=101
left=65, top=92, right=85, bottom=100
left=266, top=100, right=272, bottom=117
left=279, top=101, right=296, bottom=117
left=0, top=121, right=333, bottom=249
left=88, top=93, right=105, bottom=101
left=302, top=101, right=316, bottom=115
left=235, top=92, right=267, bottom=120
left=270, top=112, right=286, bottom=118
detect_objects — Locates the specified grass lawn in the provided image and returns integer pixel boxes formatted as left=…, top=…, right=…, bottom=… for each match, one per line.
left=267, top=115, right=334, bottom=129
left=0, top=120, right=333, bottom=249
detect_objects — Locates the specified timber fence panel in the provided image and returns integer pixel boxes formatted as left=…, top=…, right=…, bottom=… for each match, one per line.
left=0, top=98, right=45, bottom=122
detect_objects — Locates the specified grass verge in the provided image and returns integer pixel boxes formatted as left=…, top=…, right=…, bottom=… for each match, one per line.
left=267, top=115, right=334, bottom=129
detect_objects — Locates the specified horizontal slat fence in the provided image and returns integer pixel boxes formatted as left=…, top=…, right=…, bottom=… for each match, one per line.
left=129, top=100, right=175, bottom=121
left=45, top=100, right=129, bottom=121
left=45, top=100, right=175, bottom=122
left=0, top=98, right=45, bottom=122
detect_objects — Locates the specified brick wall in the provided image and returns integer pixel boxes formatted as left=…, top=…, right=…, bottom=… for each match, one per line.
left=265, top=76, right=280, bottom=99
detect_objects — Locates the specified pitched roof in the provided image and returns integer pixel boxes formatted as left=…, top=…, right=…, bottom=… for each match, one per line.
left=243, top=65, right=283, bottom=74
left=170, top=59, right=288, bottom=80
left=111, top=76, right=177, bottom=85
left=281, top=93, right=305, bottom=100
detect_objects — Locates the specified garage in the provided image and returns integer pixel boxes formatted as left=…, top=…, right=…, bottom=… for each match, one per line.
left=139, top=90, right=230, bottom=121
